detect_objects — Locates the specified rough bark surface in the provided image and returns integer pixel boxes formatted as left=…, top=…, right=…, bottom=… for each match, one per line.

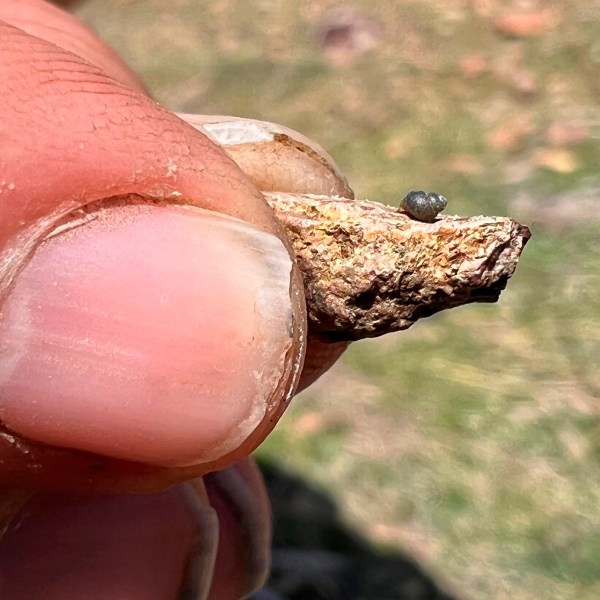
left=264, top=192, right=531, bottom=342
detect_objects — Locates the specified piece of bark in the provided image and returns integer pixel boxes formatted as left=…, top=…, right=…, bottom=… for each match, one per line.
left=264, top=192, right=531, bottom=342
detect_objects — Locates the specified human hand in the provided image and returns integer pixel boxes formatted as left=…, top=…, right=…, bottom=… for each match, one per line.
left=0, top=1, right=348, bottom=597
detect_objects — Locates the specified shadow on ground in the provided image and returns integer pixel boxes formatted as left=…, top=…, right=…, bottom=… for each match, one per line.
left=252, top=460, right=462, bottom=600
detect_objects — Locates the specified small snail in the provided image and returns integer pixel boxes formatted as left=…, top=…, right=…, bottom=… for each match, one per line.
left=399, top=190, right=447, bottom=223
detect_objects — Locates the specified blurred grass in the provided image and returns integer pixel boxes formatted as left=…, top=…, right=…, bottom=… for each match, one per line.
left=76, top=1, right=600, bottom=598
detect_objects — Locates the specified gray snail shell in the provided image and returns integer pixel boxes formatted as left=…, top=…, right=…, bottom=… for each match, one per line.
left=399, top=190, right=448, bottom=223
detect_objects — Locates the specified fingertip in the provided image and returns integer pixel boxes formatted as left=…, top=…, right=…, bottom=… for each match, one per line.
left=0, top=0, right=146, bottom=91
left=0, top=200, right=299, bottom=468
left=0, top=484, right=219, bottom=600
left=205, top=460, right=272, bottom=599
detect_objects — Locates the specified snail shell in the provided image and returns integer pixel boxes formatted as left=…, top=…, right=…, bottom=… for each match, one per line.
left=399, top=190, right=447, bottom=223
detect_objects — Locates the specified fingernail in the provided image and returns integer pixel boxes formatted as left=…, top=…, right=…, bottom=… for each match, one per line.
left=178, top=481, right=220, bottom=600
left=179, top=114, right=353, bottom=197
left=0, top=199, right=295, bottom=467
left=205, top=461, right=272, bottom=598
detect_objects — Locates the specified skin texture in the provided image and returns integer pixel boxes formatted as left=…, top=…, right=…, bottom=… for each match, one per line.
left=0, top=0, right=146, bottom=92
left=0, top=6, right=308, bottom=487
left=0, top=1, right=348, bottom=597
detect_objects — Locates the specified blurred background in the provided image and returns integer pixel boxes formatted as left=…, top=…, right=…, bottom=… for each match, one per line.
left=72, top=1, right=599, bottom=598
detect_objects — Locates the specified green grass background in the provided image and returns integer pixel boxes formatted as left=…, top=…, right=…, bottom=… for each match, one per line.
left=75, top=1, right=600, bottom=598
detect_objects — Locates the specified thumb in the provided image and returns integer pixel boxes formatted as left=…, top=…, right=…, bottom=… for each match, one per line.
left=0, top=21, right=305, bottom=488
